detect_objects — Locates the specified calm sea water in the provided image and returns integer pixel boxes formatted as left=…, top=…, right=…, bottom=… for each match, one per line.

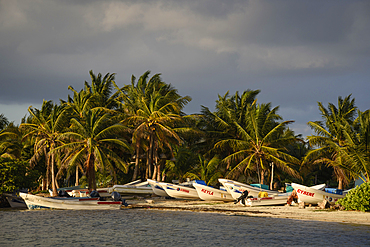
left=1, top=209, right=369, bottom=246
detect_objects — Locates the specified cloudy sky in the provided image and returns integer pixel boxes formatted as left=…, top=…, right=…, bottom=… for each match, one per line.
left=1, top=0, right=369, bottom=137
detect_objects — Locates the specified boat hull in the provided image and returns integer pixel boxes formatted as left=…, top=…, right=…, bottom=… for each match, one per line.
left=147, top=179, right=169, bottom=197
left=3, top=193, right=27, bottom=208
left=19, top=193, right=122, bottom=210
left=159, top=183, right=199, bottom=199
left=108, top=184, right=153, bottom=196
left=219, top=179, right=285, bottom=199
left=291, top=183, right=345, bottom=205
left=245, top=195, right=289, bottom=206
left=193, top=183, right=234, bottom=201
left=219, top=179, right=326, bottom=200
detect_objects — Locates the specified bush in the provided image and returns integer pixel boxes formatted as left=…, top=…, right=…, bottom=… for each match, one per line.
left=337, top=182, right=370, bottom=212
left=0, top=157, right=40, bottom=193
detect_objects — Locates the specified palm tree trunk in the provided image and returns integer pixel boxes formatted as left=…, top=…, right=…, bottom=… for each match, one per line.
left=146, top=148, right=150, bottom=179
left=51, top=153, right=57, bottom=197
left=156, top=162, right=161, bottom=182
left=132, top=142, right=140, bottom=181
left=270, top=163, right=274, bottom=190
left=152, top=165, right=157, bottom=180
left=338, top=177, right=343, bottom=190
left=42, top=176, right=47, bottom=190
left=260, top=169, right=265, bottom=185
left=150, top=135, right=154, bottom=172
left=87, top=153, right=96, bottom=192
left=45, top=147, right=50, bottom=190
left=75, top=167, right=79, bottom=186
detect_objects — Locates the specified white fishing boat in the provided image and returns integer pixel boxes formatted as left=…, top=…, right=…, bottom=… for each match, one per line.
left=220, top=179, right=326, bottom=203
left=193, top=182, right=234, bottom=202
left=147, top=179, right=169, bottom=197
left=291, top=183, right=349, bottom=205
left=3, top=193, right=27, bottom=208
left=159, top=182, right=200, bottom=199
left=19, top=192, right=123, bottom=210
left=108, top=181, right=153, bottom=196
left=51, top=180, right=146, bottom=197
left=219, top=179, right=283, bottom=198
left=245, top=194, right=290, bottom=207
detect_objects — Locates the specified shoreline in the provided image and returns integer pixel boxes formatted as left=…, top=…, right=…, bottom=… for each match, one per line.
left=126, top=198, right=370, bottom=226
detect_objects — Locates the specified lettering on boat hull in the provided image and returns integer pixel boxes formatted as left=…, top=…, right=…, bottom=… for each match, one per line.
left=296, top=189, right=315, bottom=197
left=201, top=188, right=214, bottom=196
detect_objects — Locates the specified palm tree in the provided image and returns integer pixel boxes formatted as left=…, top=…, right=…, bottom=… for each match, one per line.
left=306, top=95, right=357, bottom=189
left=64, top=86, right=94, bottom=118
left=0, top=114, right=9, bottom=131
left=56, top=108, right=131, bottom=192
left=87, top=70, right=121, bottom=110
left=215, top=102, right=301, bottom=184
left=21, top=101, right=69, bottom=196
left=200, top=90, right=260, bottom=171
left=185, top=155, right=222, bottom=186
left=62, top=70, right=123, bottom=185
left=130, top=88, right=186, bottom=181
left=116, top=71, right=191, bottom=181
left=0, top=123, right=24, bottom=159
left=341, top=110, right=370, bottom=182
left=163, top=146, right=198, bottom=183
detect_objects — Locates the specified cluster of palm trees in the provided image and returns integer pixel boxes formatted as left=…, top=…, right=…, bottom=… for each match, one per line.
left=305, top=95, right=370, bottom=189
left=1, top=71, right=369, bottom=196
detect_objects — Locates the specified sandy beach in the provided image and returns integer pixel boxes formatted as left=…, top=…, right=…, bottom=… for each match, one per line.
left=126, top=197, right=370, bottom=226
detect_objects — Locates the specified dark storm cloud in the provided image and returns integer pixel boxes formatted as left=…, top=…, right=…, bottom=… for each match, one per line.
left=0, top=0, right=369, bottom=137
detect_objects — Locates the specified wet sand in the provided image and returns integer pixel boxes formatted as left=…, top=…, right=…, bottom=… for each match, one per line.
left=126, top=198, right=370, bottom=225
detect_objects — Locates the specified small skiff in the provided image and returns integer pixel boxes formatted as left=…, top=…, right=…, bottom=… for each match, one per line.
left=3, top=193, right=27, bottom=208
left=147, top=179, right=169, bottom=197
left=159, top=182, right=199, bottom=199
left=291, top=183, right=349, bottom=205
left=245, top=195, right=290, bottom=207
left=108, top=181, right=153, bottom=196
left=219, top=179, right=284, bottom=199
left=19, top=193, right=122, bottom=210
left=193, top=182, right=234, bottom=202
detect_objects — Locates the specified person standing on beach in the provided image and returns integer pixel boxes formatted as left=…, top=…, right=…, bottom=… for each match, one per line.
left=286, top=189, right=298, bottom=206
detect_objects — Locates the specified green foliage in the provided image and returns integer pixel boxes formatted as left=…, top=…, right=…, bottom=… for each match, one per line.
left=0, top=157, right=40, bottom=193
left=337, top=182, right=370, bottom=212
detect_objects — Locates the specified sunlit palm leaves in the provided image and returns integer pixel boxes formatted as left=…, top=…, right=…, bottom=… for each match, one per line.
left=21, top=100, right=69, bottom=196
left=216, top=102, right=300, bottom=183
left=56, top=108, right=131, bottom=191
left=117, top=71, right=191, bottom=181
left=306, top=95, right=357, bottom=189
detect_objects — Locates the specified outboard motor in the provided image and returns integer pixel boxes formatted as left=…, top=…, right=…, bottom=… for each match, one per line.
left=58, top=190, right=70, bottom=197
left=90, top=190, right=100, bottom=198
left=111, top=191, right=121, bottom=201
left=234, top=190, right=251, bottom=205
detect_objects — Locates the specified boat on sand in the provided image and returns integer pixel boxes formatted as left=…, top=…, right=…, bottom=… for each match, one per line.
left=3, top=193, right=27, bottom=208
left=244, top=194, right=290, bottom=207
left=147, top=179, right=169, bottom=197
left=159, top=182, right=199, bottom=199
left=19, top=192, right=123, bottom=210
left=192, top=182, right=234, bottom=202
left=291, top=183, right=349, bottom=205
left=219, top=179, right=287, bottom=199
left=108, top=181, right=153, bottom=196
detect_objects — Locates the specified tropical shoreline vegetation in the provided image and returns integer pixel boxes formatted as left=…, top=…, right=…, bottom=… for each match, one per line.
left=1, top=70, right=369, bottom=198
